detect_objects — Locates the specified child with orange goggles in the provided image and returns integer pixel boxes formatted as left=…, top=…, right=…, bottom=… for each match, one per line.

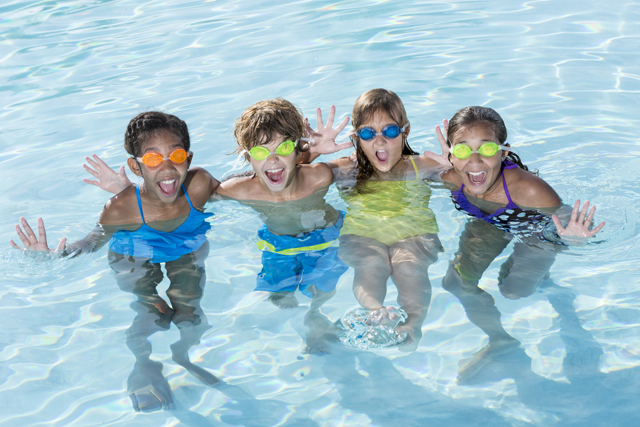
left=11, top=111, right=223, bottom=410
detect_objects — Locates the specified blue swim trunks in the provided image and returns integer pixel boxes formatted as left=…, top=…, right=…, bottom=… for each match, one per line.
left=255, top=211, right=348, bottom=297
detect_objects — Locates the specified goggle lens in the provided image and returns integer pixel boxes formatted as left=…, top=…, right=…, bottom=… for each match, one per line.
left=249, top=140, right=296, bottom=161
left=356, top=125, right=404, bottom=141
left=138, top=148, right=189, bottom=167
left=451, top=142, right=502, bottom=160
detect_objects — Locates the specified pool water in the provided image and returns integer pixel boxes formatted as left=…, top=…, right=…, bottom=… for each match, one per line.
left=1, top=0, right=639, bottom=425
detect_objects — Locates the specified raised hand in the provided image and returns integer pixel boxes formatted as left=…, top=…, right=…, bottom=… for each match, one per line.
left=423, top=119, right=452, bottom=167
left=304, top=105, right=352, bottom=155
left=83, top=154, right=132, bottom=194
left=10, top=217, right=66, bottom=253
left=552, top=200, right=605, bottom=241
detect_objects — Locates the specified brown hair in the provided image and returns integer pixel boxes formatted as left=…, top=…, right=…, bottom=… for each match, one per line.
left=124, top=111, right=190, bottom=158
left=233, top=98, right=306, bottom=162
left=351, top=89, right=418, bottom=192
left=446, top=106, right=530, bottom=171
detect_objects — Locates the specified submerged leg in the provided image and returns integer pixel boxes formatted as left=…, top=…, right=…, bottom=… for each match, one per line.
left=388, top=233, right=442, bottom=351
left=165, top=242, right=220, bottom=386
left=441, top=220, right=518, bottom=382
left=303, top=285, right=340, bottom=355
left=497, top=239, right=559, bottom=300
left=109, top=251, right=174, bottom=412
left=338, top=234, right=392, bottom=310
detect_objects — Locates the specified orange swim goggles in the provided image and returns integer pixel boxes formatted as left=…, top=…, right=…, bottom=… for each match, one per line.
left=136, top=148, right=190, bottom=167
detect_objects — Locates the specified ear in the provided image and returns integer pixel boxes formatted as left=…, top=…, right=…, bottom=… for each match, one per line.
left=502, top=143, right=510, bottom=160
left=186, top=151, right=193, bottom=168
left=404, top=123, right=411, bottom=138
left=127, top=157, right=142, bottom=177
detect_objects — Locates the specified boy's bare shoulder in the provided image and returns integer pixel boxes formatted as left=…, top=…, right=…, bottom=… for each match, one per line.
left=217, top=172, right=258, bottom=200
left=299, top=162, right=333, bottom=187
left=99, top=185, right=141, bottom=225
left=183, top=167, right=220, bottom=207
left=506, top=167, right=561, bottom=208
left=326, top=156, right=355, bottom=170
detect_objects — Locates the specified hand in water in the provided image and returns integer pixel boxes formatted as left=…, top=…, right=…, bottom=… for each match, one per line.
left=423, top=119, right=453, bottom=167
left=552, top=199, right=605, bottom=242
left=10, top=217, right=66, bottom=253
left=304, top=105, right=352, bottom=155
left=83, top=153, right=132, bottom=194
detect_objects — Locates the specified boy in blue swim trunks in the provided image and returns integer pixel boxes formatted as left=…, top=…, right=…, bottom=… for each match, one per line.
left=216, top=99, right=349, bottom=312
left=11, top=112, right=222, bottom=412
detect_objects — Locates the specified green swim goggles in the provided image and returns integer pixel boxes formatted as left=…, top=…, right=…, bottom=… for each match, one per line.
left=249, top=140, right=296, bottom=161
left=450, top=142, right=508, bottom=160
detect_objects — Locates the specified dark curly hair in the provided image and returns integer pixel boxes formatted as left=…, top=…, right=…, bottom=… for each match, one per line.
left=446, top=106, right=530, bottom=171
left=124, top=111, right=190, bottom=158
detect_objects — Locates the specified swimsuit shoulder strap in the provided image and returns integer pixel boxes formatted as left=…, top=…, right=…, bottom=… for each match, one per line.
left=409, top=156, right=419, bottom=180
left=135, top=185, right=146, bottom=224
left=501, top=171, right=516, bottom=206
left=181, top=184, right=194, bottom=208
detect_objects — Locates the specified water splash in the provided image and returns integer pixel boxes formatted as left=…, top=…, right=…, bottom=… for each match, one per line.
left=339, top=306, right=408, bottom=350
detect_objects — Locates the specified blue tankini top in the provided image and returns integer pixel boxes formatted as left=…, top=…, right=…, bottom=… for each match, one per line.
left=109, top=185, right=212, bottom=263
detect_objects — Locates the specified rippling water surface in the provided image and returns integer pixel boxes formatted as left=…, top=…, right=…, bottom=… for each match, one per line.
left=2, top=0, right=639, bottom=426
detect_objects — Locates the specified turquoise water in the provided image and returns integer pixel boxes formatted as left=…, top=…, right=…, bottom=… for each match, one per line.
left=1, top=0, right=639, bottom=425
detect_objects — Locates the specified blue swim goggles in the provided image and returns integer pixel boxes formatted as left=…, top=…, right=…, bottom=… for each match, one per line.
left=352, top=124, right=406, bottom=141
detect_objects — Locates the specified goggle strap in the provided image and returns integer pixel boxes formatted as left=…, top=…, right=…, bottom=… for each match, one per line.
left=223, top=150, right=248, bottom=177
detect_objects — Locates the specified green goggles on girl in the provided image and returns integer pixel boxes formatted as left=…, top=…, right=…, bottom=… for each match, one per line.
left=450, top=142, right=508, bottom=160
left=248, top=140, right=296, bottom=161
left=352, top=124, right=405, bottom=141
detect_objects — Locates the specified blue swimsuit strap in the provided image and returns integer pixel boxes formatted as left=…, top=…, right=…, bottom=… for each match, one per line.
left=135, top=185, right=146, bottom=225
left=181, top=184, right=193, bottom=208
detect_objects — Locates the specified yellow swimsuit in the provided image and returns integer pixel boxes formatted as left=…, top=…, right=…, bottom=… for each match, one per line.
left=340, top=156, right=439, bottom=246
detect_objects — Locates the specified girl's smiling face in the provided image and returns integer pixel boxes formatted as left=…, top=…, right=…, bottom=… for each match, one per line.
left=356, top=110, right=407, bottom=173
left=249, top=133, right=298, bottom=193
left=450, top=123, right=506, bottom=197
left=127, top=129, right=191, bottom=203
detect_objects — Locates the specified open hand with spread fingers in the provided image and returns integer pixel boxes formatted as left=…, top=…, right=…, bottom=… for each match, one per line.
left=423, top=119, right=452, bottom=167
left=552, top=200, right=605, bottom=241
left=304, top=105, right=352, bottom=155
left=83, top=153, right=132, bottom=194
left=10, top=217, right=66, bottom=253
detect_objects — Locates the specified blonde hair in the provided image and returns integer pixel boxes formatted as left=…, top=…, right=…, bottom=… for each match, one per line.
left=233, top=98, right=306, bottom=161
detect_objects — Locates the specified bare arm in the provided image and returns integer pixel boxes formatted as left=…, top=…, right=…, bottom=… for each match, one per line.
left=10, top=217, right=113, bottom=257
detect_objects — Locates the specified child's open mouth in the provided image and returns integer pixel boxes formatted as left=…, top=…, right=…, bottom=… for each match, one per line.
left=158, top=179, right=178, bottom=196
left=265, top=168, right=285, bottom=184
left=466, top=171, right=487, bottom=186
left=375, top=150, right=389, bottom=163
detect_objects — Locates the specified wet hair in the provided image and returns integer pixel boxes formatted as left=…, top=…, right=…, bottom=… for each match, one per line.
left=446, top=106, right=530, bottom=171
left=124, top=111, right=190, bottom=158
left=351, top=89, right=418, bottom=192
left=233, top=98, right=307, bottom=162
